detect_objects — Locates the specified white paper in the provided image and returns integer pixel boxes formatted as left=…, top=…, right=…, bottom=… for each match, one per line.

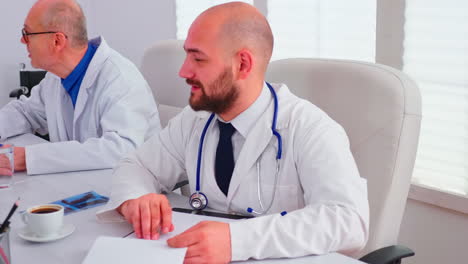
left=83, top=211, right=235, bottom=264
left=82, top=236, right=186, bottom=264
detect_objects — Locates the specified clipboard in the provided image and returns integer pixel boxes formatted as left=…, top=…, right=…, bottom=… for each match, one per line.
left=172, top=207, right=254, bottom=219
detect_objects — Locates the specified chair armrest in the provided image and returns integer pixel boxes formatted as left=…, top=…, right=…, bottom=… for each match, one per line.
left=359, top=245, right=415, bottom=264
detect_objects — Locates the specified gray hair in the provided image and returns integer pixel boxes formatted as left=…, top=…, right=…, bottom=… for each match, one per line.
left=41, top=1, right=88, bottom=48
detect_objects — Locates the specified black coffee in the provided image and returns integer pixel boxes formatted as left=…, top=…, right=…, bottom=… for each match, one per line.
left=31, top=208, right=59, bottom=214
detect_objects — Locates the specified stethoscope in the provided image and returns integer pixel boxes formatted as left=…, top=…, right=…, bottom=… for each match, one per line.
left=189, top=82, right=287, bottom=216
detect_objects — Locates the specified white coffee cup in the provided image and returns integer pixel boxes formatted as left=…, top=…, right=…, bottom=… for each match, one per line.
left=21, top=204, right=64, bottom=237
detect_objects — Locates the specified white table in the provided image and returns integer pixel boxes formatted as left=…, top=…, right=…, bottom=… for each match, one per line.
left=0, top=134, right=364, bottom=264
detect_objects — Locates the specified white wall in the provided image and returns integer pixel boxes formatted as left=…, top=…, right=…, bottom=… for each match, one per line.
left=81, top=0, right=176, bottom=66
left=375, top=0, right=405, bottom=69
left=398, top=199, right=468, bottom=264
left=0, top=0, right=36, bottom=107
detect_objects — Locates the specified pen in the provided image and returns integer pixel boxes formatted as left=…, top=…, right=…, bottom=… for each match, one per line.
left=62, top=193, right=94, bottom=205
left=0, top=244, right=10, bottom=264
left=0, top=198, right=20, bottom=234
left=74, top=198, right=108, bottom=209
left=0, top=223, right=7, bottom=243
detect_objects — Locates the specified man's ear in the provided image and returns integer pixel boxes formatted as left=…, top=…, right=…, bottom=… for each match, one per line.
left=236, top=49, right=253, bottom=80
left=53, top=32, right=68, bottom=52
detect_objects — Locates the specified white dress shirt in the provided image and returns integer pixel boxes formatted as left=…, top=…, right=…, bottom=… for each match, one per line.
left=216, top=83, right=271, bottom=165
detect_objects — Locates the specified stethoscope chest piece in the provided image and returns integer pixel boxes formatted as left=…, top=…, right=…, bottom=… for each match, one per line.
left=189, top=192, right=208, bottom=210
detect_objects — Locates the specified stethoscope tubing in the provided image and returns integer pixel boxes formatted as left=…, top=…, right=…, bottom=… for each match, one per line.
left=191, top=82, right=285, bottom=216
left=195, top=113, right=215, bottom=191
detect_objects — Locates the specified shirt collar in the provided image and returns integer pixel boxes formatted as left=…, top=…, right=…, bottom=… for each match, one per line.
left=218, top=82, right=271, bottom=138
left=61, top=43, right=95, bottom=92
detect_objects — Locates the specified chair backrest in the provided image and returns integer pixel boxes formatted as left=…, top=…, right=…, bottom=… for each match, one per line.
left=266, top=58, right=421, bottom=257
left=140, top=39, right=187, bottom=127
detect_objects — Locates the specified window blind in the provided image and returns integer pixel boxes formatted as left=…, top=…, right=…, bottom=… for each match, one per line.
left=267, top=0, right=376, bottom=62
left=403, top=0, right=468, bottom=195
left=175, top=0, right=253, bottom=40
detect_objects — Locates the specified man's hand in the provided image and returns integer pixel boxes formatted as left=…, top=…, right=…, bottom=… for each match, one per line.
left=14, top=147, right=26, bottom=171
left=118, top=193, right=174, bottom=240
left=0, top=145, right=25, bottom=174
left=0, top=153, right=13, bottom=176
left=167, top=221, right=231, bottom=264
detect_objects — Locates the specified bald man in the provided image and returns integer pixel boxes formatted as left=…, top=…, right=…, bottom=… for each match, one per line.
left=0, top=0, right=160, bottom=175
left=98, top=2, right=368, bottom=263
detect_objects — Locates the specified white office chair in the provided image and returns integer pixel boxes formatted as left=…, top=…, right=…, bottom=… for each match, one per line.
left=140, top=39, right=187, bottom=128
left=140, top=39, right=190, bottom=193
left=266, top=58, right=421, bottom=264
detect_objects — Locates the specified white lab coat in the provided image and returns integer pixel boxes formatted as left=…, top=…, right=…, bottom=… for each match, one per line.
left=0, top=37, right=161, bottom=175
left=98, top=84, right=369, bottom=261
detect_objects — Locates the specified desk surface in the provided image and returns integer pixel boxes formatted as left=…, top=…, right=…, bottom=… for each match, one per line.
left=0, top=134, right=364, bottom=264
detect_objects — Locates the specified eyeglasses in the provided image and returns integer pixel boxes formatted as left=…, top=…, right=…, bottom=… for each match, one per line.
left=21, top=28, right=65, bottom=43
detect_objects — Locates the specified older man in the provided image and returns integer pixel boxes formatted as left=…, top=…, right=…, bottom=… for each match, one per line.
left=99, top=2, right=368, bottom=263
left=0, top=0, right=160, bottom=175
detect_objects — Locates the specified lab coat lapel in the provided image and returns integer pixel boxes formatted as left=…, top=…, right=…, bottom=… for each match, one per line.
left=227, top=106, right=273, bottom=204
left=56, top=81, right=73, bottom=140
left=72, top=83, right=90, bottom=131
left=72, top=56, right=98, bottom=133
left=72, top=36, right=108, bottom=137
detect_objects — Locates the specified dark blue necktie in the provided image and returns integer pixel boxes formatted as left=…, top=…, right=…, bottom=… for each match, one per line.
left=215, top=121, right=236, bottom=196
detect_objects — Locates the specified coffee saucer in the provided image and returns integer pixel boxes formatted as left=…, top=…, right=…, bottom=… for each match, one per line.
left=18, top=223, right=75, bottom=242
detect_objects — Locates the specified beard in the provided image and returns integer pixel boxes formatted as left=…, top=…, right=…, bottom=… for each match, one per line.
left=187, top=67, right=239, bottom=114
